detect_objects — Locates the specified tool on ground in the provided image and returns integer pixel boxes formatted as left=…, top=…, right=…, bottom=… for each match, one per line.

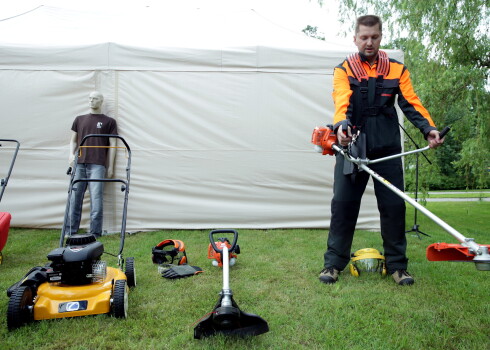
left=207, top=236, right=240, bottom=267
left=194, top=229, right=269, bottom=339
left=6, top=135, right=136, bottom=331
left=311, top=125, right=490, bottom=271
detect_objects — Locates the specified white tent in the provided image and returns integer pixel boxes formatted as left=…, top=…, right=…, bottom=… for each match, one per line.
left=0, top=6, right=403, bottom=232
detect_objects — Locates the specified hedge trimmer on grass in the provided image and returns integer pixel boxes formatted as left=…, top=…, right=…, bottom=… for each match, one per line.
left=311, top=125, right=490, bottom=271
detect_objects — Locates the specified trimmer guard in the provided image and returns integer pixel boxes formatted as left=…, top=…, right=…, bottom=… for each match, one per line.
left=426, top=243, right=490, bottom=261
left=194, top=294, right=269, bottom=339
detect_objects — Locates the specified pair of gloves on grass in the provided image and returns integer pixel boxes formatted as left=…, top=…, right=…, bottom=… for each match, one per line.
left=158, top=264, right=203, bottom=279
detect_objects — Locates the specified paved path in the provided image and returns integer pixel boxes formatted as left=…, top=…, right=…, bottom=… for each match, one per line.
left=408, top=191, right=490, bottom=201
left=424, top=197, right=490, bottom=202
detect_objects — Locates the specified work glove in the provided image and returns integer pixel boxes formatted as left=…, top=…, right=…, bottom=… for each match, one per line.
left=160, top=264, right=203, bottom=279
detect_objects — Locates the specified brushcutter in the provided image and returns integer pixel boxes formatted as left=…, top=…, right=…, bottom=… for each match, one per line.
left=207, top=236, right=240, bottom=267
left=311, top=125, right=490, bottom=271
left=194, top=229, right=269, bottom=339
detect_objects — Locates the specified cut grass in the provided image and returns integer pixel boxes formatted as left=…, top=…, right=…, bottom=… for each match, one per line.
left=1, top=201, right=489, bottom=350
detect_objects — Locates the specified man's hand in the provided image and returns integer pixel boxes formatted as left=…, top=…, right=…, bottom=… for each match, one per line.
left=427, top=130, right=444, bottom=149
left=336, top=126, right=352, bottom=147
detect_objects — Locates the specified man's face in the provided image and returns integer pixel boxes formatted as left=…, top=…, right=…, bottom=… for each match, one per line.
left=89, top=92, right=103, bottom=110
left=353, top=24, right=382, bottom=63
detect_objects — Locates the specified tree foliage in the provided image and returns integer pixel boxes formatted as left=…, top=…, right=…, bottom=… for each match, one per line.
left=333, top=0, right=489, bottom=189
left=302, top=25, right=325, bottom=40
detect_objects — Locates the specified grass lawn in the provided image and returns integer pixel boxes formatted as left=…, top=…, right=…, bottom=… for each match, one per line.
left=1, top=201, right=489, bottom=349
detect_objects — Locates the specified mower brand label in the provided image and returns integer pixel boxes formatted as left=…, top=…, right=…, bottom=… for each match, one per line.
left=59, top=300, right=88, bottom=313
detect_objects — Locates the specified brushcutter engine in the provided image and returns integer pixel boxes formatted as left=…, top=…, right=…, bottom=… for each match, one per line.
left=208, top=238, right=240, bottom=267
left=46, top=234, right=106, bottom=285
left=311, top=124, right=337, bottom=155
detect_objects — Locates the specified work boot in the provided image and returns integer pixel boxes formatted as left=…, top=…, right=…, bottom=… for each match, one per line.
left=392, top=270, right=414, bottom=286
left=319, top=267, right=339, bottom=284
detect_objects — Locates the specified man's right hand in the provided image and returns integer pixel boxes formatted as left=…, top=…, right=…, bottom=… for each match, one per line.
left=336, top=126, right=352, bottom=147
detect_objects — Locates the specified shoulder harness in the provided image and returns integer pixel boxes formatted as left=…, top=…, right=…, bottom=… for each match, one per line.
left=346, top=50, right=390, bottom=81
left=345, top=50, right=392, bottom=128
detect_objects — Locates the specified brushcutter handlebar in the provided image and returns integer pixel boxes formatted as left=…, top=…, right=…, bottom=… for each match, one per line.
left=209, top=229, right=238, bottom=253
left=439, top=126, right=450, bottom=139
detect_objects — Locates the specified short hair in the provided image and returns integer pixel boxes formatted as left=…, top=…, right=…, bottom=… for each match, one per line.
left=355, top=15, right=382, bottom=34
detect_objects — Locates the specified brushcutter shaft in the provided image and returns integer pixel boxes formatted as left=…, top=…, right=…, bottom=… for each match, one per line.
left=358, top=163, right=482, bottom=254
left=221, top=245, right=233, bottom=307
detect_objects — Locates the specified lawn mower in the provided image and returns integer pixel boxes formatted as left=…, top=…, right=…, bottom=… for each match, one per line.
left=0, top=139, right=20, bottom=265
left=194, top=229, right=269, bottom=339
left=6, top=134, right=136, bottom=331
left=311, top=125, right=490, bottom=271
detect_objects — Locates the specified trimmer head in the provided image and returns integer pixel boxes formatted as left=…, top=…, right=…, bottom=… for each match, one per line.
left=427, top=243, right=490, bottom=271
left=194, top=294, right=269, bottom=339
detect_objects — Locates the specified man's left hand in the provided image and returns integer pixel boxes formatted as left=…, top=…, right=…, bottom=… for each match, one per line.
left=427, top=130, right=444, bottom=149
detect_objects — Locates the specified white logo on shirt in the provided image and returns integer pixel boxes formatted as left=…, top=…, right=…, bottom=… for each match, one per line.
left=97, top=122, right=103, bottom=129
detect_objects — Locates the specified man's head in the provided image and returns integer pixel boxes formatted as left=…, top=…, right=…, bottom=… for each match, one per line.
left=353, top=15, right=382, bottom=64
left=88, top=91, right=104, bottom=113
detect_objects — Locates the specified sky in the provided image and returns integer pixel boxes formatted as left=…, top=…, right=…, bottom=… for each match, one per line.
left=0, top=0, right=351, bottom=43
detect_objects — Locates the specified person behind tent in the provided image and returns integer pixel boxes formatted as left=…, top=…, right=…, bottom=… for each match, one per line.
left=65, top=91, right=117, bottom=237
left=319, top=15, right=444, bottom=286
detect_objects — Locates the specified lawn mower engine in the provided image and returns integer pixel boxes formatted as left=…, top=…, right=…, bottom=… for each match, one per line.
left=46, top=234, right=106, bottom=285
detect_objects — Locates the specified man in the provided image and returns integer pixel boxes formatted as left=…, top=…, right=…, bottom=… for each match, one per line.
left=319, top=15, right=444, bottom=286
left=65, top=91, right=117, bottom=237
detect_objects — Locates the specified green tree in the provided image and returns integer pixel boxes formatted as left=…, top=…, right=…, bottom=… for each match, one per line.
left=333, top=0, right=489, bottom=189
left=302, top=25, right=325, bottom=40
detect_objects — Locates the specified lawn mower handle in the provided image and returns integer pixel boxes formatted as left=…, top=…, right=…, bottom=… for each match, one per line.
left=0, top=139, right=20, bottom=203
left=209, top=229, right=238, bottom=253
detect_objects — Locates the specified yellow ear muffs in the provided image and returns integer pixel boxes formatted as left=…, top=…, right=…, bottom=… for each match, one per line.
left=380, top=261, right=387, bottom=276
left=349, top=263, right=360, bottom=277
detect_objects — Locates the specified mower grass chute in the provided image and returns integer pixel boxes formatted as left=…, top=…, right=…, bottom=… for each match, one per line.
left=0, top=139, right=20, bottom=264
left=6, top=135, right=136, bottom=331
left=311, top=125, right=490, bottom=272
left=194, top=229, right=269, bottom=339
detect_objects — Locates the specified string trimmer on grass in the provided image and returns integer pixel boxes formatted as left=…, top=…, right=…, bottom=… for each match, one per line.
left=194, top=229, right=269, bottom=339
left=311, top=125, right=490, bottom=271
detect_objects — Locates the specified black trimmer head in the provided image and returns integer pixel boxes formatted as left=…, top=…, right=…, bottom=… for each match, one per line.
left=194, top=229, right=269, bottom=339
left=194, top=293, right=269, bottom=339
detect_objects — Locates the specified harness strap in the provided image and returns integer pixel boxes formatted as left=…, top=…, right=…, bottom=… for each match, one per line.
left=346, top=50, right=390, bottom=81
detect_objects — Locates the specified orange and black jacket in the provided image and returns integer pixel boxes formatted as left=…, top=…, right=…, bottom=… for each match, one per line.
left=332, top=51, right=436, bottom=157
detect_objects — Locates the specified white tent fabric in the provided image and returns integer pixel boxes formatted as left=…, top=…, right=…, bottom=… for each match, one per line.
left=0, top=6, right=404, bottom=232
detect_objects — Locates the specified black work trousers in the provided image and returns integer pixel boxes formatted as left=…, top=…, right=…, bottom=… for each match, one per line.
left=323, top=153, right=408, bottom=273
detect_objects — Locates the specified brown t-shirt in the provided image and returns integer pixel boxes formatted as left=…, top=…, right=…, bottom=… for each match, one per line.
left=72, top=114, right=118, bottom=166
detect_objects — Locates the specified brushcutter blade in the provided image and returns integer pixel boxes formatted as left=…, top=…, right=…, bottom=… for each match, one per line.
left=194, top=296, right=269, bottom=339
left=427, top=243, right=490, bottom=271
